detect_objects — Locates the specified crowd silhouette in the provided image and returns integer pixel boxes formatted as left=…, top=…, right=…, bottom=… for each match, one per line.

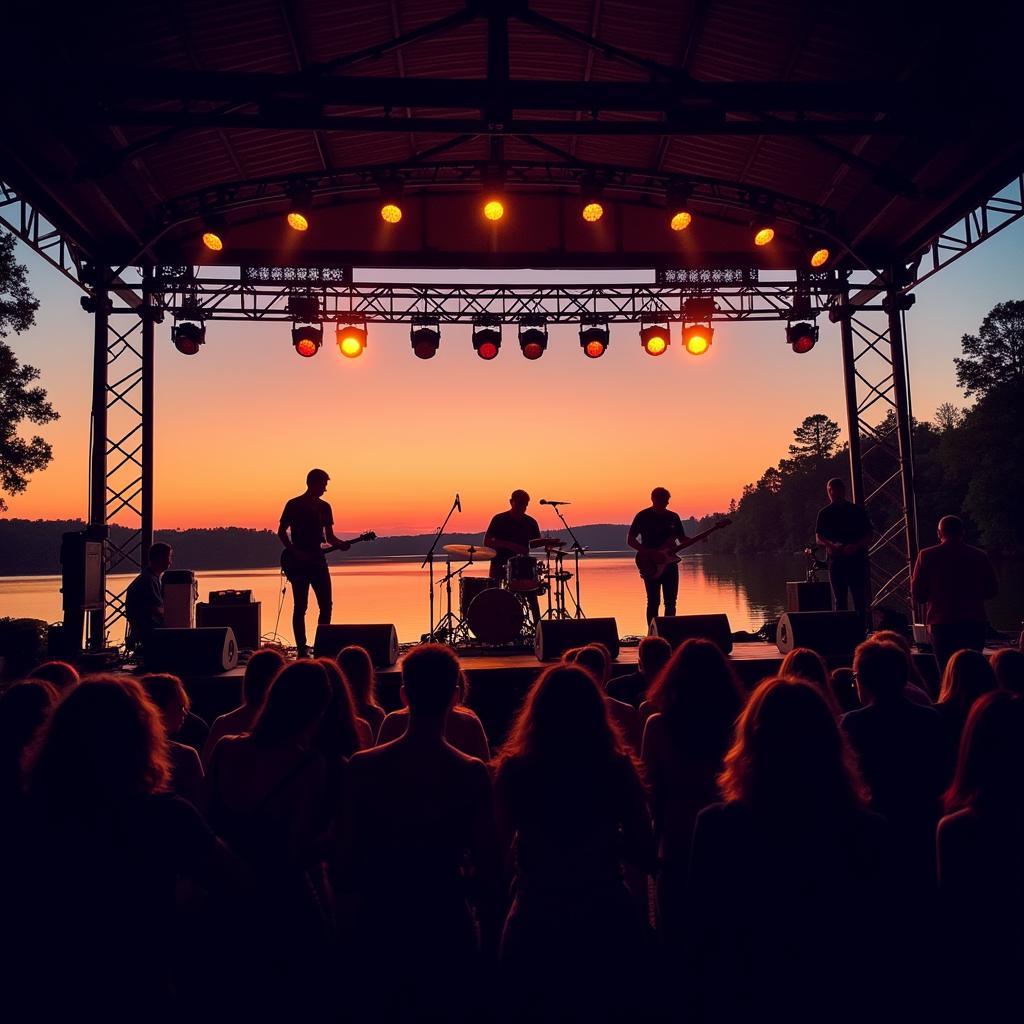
left=1, top=627, right=1022, bottom=1022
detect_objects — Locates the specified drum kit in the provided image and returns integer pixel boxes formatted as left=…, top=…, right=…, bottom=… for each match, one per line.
left=430, top=537, right=584, bottom=646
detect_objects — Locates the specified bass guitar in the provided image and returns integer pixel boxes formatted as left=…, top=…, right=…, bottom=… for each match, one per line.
left=636, top=519, right=732, bottom=581
left=281, top=531, right=377, bottom=583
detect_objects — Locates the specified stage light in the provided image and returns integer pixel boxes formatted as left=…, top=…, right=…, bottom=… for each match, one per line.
left=287, top=187, right=313, bottom=231
left=786, top=321, right=818, bottom=354
left=201, top=216, right=225, bottom=252
left=172, top=322, right=205, bottom=355
left=380, top=203, right=402, bottom=224
left=292, top=324, right=322, bottom=358
left=378, top=177, right=404, bottom=224
left=580, top=178, right=605, bottom=223
left=410, top=321, right=441, bottom=360
left=579, top=322, right=609, bottom=358
left=670, top=211, right=692, bottom=232
left=336, top=324, right=367, bottom=359
left=810, top=246, right=831, bottom=268
left=472, top=323, right=502, bottom=360
left=518, top=320, right=548, bottom=360
left=754, top=225, right=775, bottom=246
left=640, top=324, right=669, bottom=356
left=683, top=324, right=713, bottom=355
left=667, top=183, right=692, bottom=231
left=484, top=199, right=505, bottom=222
left=582, top=201, right=604, bottom=222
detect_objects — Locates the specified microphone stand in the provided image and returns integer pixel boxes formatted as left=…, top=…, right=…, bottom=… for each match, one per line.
left=548, top=503, right=586, bottom=619
left=421, top=494, right=461, bottom=642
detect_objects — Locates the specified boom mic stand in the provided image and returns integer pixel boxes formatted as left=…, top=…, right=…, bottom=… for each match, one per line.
left=421, top=493, right=461, bottom=642
left=547, top=501, right=586, bottom=619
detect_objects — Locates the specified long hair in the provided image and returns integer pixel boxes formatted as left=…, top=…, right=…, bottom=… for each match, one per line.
left=944, top=691, right=1024, bottom=814
left=780, top=647, right=839, bottom=715
left=718, top=677, right=868, bottom=813
left=250, top=661, right=330, bottom=747
left=646, top=639, right=745, bottom=759
left=0, top=680, right=58, bottom=802
left=25, top=675, right=170, bottom=815
left=316, top=658, right=363, bottom=759
left=571, top=644, right=611, bottom=687
left=495, top=664, right=641, bottom=824
left=938, top=649, right=997, bottom=717
left=337, top=645, right=381, bottom=713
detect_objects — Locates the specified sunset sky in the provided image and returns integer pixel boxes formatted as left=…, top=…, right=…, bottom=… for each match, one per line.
left=4, top=216, right=1023, bottom=538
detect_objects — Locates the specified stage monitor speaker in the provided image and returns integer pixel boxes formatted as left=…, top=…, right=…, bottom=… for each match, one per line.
left=196, top=602, right=261, bottom=650
left=314, top=623, right=399, bottom=667
left=776, top=611, right=864, bottom=658
left=786, top=581, right=833, bottom=613
left=650, top=614, right=733, bottom=654
left=535, top=618, right=620, bottom=662
left=145, top=627, right=238, bottom=675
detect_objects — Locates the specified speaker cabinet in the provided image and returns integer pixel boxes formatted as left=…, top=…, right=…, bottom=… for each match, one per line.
left=145, top=627, right=238, bottom=675
left=776, top=611, right=864, bottom=658
left=786, top=581, right=833, bottom=613
left=314, top=623, right=399, bottom=667
left=535, top=618, right=620, bottom=662
left=650, top=614, right=733, bottom=654
left=196, top=602, right=261, bottom=650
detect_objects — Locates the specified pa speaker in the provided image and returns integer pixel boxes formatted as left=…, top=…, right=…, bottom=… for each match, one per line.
left=196, top=602, right=261, bottom=650
left=650, top=614, right=733, bottom=654
left=535, top=618, right=620, bottom=662
left=786, top=581, right=833, bottom=613
left=145, top=627, right=238, bottom=675
left=776, top=611, right=864, bottom=658
left=314, top=623, right=399, bottom=667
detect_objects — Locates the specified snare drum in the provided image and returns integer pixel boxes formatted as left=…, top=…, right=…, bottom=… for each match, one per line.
left=466, top=587, right=524, bottom=644
left=505, top=555, right=543, bottom=592
left=459, top=575, right=495, bottom=618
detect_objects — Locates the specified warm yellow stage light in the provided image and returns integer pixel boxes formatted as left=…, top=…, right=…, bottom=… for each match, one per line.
left=640, top=325, right=668, bottom=356
left=810, top=247, right=831, bottom=267
left=201, top=231, right=224, bottom=252
left=380, top=203, right=403, bottom=224
left=582, top=201, right=604, bottom=222
left=684, top=330, right=710, bottom=355
left=670, top=210, right=692, bottom=231
left=484, top=199, right=505, bottom=221
left=287, top=211, right=310, bottom=232
left=754, top=226, right=775, bottom=246
left=339, top=335, right=364, bottom=358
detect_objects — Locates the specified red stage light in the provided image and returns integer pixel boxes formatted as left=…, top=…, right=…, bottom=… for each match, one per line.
left=580, top=324, right=609, bottom=358
left=473, top=326, right=501, bottom=360
left=786, top=322, right=818, bottom=354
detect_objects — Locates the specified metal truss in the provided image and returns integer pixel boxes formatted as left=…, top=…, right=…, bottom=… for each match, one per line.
left=0, top=180, right=87, bottom=290
left=148, top=267, right=845, bottom=324
left=835, top=290, right=918, bottom=617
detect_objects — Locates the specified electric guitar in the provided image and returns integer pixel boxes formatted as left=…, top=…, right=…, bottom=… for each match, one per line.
left=280, top=531, right=377, bottom=583
left=636, top=519, right=732, bottom=581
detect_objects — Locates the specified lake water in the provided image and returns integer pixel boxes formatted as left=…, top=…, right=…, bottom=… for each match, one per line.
left=2, top=553, right=1019, bottom=647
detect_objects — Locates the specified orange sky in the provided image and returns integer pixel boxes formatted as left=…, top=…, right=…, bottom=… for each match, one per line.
left=5, top=224, right=1024, bottom=537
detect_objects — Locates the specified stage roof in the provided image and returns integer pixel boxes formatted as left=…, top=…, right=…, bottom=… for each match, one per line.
left=3, top=0, right=1023, bottom=272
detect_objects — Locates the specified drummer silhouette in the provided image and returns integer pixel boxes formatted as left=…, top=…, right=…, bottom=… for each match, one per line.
left=485, top=490, right=543, bottom=625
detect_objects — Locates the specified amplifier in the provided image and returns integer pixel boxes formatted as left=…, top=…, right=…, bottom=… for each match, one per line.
left=197, top=602, right=261, bottom=650
left=210, top=589, right=253, bottom=605
left=786, top=581, right=833, bottom=613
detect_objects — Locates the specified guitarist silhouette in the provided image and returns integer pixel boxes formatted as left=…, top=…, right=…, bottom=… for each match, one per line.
left=278, top=468, right=349, bottom=657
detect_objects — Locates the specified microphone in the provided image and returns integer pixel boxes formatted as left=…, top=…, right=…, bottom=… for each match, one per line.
left=539, top=499, right=571, bottom=506
left=455, top=493, right=462, bottom=512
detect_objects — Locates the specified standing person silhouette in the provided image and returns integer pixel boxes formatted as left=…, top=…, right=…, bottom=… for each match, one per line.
left=628, top=486, right=685, bottom=626
left=278, top=469, right=349, bottom=658
left=815, top=478, right=872, bottom=626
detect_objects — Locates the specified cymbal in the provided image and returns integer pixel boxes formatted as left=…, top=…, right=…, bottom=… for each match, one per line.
left=443, top=543, right=496, bottom=560
left=531, top=537, right=565, bottom=549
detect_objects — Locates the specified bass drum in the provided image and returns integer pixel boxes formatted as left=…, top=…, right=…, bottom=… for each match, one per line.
left=459, top=575, right=496, bottom=618
left=466, top=588, right=524, bottom=645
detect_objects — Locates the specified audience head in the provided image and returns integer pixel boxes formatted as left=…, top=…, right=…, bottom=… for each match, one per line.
left=147, top=541, right=172, bottom=573
left=829, top=667, right=861, bottom=714
left=25, top=675, right=170, bottom=814
left=873, top=629, right=929, bottom=690
left=0, top=680, right=59, bottom=799
left=401, top=644, right=461, bottom=718
left=938, top=648, right=997, bottom=715
left=853, top=640, right=909, bottom=703
left=27, top=661, right=79, bottom=694
left=242, top=648, right=285, bottom=707
left=315, top=658, right=362, bottom=759
left=937, top=514, right=965, bottom=541
left=646, top=639, right=744, bottom=757
left=337, top=645, right=377, bottom=708
left=780, top=648, right=838, bottom=714
left=944, top=691, right=1024, bottom=814
left=140, top=673, right=190, bottom=736
left=251, top=661, right=331, bottom=746
left=572, top=645, right=611, bottom=688
left=826, top=477, right=846, bottom=501
left=990, top=648, right=1024, bottom=697
left=638, top=635, right=672, bottom=680
left=719, top=677, right=867, bottom=814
